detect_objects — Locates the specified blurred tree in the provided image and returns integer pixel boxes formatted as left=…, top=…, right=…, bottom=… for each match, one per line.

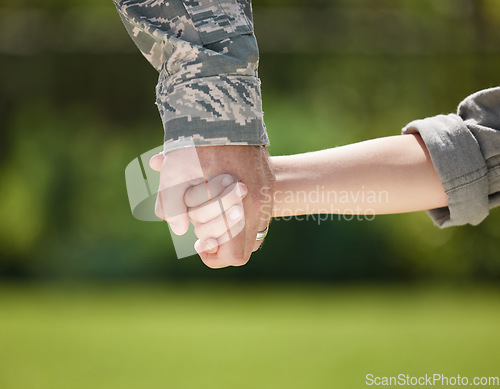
left=0, top=0, right=499, bottom=281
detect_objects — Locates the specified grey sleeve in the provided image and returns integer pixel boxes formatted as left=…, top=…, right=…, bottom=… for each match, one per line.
left=402, top=87, right=500, bottom=227
left=113, top=0, right=269, bottom=153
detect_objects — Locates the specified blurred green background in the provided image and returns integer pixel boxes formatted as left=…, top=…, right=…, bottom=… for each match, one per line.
left=1, top=1, right=499, bottom=388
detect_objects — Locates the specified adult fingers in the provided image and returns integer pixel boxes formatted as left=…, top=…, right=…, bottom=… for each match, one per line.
left=193, top=204, right=245, bottom=242
left=184, top=174, right=236, bottom=208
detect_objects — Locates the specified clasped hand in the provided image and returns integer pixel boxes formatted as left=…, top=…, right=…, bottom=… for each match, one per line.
left=149, top=145, right=274, bottom=269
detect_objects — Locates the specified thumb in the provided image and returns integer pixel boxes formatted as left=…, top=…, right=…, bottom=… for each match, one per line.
left=149, top=153, right=164, bottom=172
left=155, top=184, right=191, bottom=236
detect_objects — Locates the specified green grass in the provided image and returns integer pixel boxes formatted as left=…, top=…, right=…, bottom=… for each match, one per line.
left=1, top=283, right=499, bottom=389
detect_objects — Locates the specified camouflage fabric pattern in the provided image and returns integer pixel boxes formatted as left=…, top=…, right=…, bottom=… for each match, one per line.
left=113, top=0, right=269, bottom=153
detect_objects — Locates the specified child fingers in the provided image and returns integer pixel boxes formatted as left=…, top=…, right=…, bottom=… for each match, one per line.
left=184, top=174, right=235, bottom=208
left=194, top=239, right=204, bottom=255
left=215, top=218, right=245, bottom=246
left=200, top=217, right=245, bottom=253
left=188, top=182, right=247, bottom=224
left=195, top=217, right=246, bottom=256
left=203, top=238, right=219, bottom=254
left=194, top=238, right=219, bottom=255
left=193, top=205, right=245, bottom=242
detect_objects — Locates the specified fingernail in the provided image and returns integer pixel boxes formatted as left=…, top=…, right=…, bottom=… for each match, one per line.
left=221, top=175, right=233, bottom=187
left=194, top=239, right=203, bottom=253
left=170, top=224, right=183, bottom=235
left=229, top=207, right=242, bottom=221
left=205, top=240, right=216, bottom=251
left=235, top=184, right=247, bottom=198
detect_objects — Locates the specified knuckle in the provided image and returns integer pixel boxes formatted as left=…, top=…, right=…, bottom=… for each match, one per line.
left=221, top=192, right=240, bottom=211
left=193, top=224, right=208, bottom=240
left=189, top=207, right=209, bottom=224
left=187, top=208, right=198, bottom=222
left=229, top=182, right=243, bottom=198
left=210, top=181, right=224, bottom=196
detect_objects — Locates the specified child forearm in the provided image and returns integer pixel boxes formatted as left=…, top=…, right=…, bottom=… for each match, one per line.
left=270, top=134, right=448, bottom=217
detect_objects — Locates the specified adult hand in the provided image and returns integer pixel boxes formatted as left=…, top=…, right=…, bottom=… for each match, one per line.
left=150, top=145, right=275, bottom=269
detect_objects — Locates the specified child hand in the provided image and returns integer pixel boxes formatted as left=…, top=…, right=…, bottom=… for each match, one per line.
left=184, top=174, right=248, bottom=255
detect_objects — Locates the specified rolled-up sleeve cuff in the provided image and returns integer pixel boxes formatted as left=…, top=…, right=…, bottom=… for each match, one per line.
left=402, top=114, right=489, bottom=227
left=157, top=75, right=269, bottom=154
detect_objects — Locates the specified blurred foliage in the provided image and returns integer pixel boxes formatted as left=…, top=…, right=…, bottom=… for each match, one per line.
left=1, top=0, right=500, bottom=281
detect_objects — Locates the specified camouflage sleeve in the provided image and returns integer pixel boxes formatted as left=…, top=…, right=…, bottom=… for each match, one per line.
left=113, top=0, right=269, bottom=153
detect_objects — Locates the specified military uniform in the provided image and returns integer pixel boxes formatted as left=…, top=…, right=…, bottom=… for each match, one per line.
left=113, top=0, right=268, bottom=154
